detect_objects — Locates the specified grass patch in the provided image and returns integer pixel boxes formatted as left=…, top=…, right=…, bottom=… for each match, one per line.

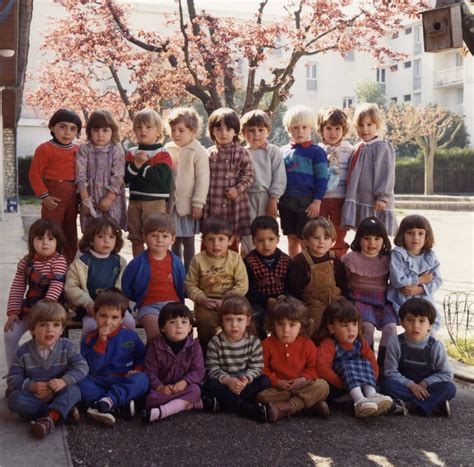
left=20, top=197, right=41, bottom=206
left=446, top=338, right=474, bottom=366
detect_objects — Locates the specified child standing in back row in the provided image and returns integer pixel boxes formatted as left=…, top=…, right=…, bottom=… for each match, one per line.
left=125, top=109, right=172, bottom=256
left=203, top=108, right=255, bottom=251
left=76, top=109, right=127, bottom=232
left=279, top=106, right=329, bottom=258
left=341, top=103, right=397, bottom=236
left=240, top=110, right=286, bottom=255
left=165, top=107, right=210, bottom=271
left=29, top=108, right=82, bottom=263
left=316, top=107, right=353, bottom=257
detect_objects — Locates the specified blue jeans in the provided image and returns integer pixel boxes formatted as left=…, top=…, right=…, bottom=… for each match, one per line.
left=79, top=373, right=149, bottom=407
left=382, top=378, right=456, bottom=415
left=8, top=384, right=81, bottom=421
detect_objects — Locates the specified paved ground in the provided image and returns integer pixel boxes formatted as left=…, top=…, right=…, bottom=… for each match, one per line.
left=1, top=205, right=473, bottom=466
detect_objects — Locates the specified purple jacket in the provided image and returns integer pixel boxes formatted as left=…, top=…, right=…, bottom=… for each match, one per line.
left=144, top=335, right=205, bottom=389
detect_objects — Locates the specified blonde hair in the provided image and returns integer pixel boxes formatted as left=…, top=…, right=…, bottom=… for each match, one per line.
left=167, top=107, right=202, bottom=136
left=133, top=109, right=163, bottom=141
left=353, top=103, right=385, bottom=135
left=28, top=300, right=66, bottom=331
left=283, top=105, right=315, bottom=133
left=316, top=107, right=350, bottom=138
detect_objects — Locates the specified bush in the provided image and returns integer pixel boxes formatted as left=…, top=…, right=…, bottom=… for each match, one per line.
left=18, top=156, right=34, bottom=197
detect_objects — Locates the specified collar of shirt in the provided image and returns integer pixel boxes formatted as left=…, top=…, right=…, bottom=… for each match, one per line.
left=35, top=342, right=55, bottom=360
left=290, top=140, right=312, bottom=149
left=361, top=136, right=383, bottom=146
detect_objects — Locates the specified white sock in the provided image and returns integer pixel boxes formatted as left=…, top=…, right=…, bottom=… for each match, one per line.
left=350, top=387, right=364, bottom=404
left=363, top=385, right=376, bottom=397
left=149, top=407, right=161, bottom=422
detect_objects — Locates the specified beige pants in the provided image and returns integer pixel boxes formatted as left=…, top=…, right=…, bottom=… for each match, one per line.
left=257, top=379, right=329, bottom=414
left=127, top=199, right=167, bottom=242
left=194, top=304, right=221, bottom=356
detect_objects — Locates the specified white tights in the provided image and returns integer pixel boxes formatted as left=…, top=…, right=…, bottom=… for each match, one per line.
left=363, top=322, right=398, bottom=348
left=4, top=319, right=29, bottom=368
left=350, top=385, right=377, bottom=404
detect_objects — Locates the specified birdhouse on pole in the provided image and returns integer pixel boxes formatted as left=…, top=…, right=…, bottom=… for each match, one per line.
left=421, top=0, right=474, bottom=54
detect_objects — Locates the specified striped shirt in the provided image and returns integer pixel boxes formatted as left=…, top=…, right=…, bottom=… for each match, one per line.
left=206, top=332, right=263, bottom=383
left=7, top=253, right=67, bottom=316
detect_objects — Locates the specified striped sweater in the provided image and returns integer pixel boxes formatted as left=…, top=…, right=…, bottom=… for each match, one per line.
left=206, top=332, right=263, bottom=383
left=7, top=253, right=67, bottom=316
left=7, top=338, right=89, bottom=391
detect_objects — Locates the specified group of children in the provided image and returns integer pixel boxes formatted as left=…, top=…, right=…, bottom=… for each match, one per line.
left=4, top=102, right=456, bottom=438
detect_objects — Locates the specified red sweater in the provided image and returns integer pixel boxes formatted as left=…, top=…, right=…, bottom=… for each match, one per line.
left=317, top=337, right=378, bottom=389
left=262, top=335, right=319, bottom=387
left=29, top=140, right=78, bottom=198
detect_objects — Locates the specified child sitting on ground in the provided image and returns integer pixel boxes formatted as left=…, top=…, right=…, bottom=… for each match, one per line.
left=257, top=297, right=330, bottom=422
left=382, top=298, right=456, bottom=417
left=317, top=298, right=392, bottom=418
left=244, top=216, right=291, bottom=340
left=185, top=217, right=249, bottom=355
left=125, top=109, right=172, bottom=256
left=239, top=110, right=286, bottom=255
left=79, top=289, right=149, bottom=425
left=203, top=295, right=270, bottom=422
left=122, top=214, right=186, bottom=342
left=143, top=303, right=205, bottom=423
left=7, top=300, right=88, bottom=439
left=288, top=217, right=347, bottom=338
left=65, top=217, right=135, bottom=335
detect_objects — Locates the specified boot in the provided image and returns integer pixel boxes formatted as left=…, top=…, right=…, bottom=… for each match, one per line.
left=267, top=401, right=292, bottom=423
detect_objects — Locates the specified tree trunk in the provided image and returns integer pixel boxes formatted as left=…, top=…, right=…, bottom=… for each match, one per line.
left=424, top=145, right=435, bottom=195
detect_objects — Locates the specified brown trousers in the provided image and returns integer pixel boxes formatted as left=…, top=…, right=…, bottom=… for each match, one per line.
left=194, top=304, right=221, bottom=357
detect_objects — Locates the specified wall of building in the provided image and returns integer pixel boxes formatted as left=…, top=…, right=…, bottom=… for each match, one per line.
left=2, top=129, right=17, bottom=199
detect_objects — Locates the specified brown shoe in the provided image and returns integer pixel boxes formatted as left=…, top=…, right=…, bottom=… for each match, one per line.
left=67, top=406, right=81, bottom=424
left=267, top=401, right=292, bottom=423
left=30, top=416, right=55, bottom=439
left=307, top=400, right=330, bottom=419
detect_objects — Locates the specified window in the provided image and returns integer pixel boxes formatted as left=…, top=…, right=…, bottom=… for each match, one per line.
left=405, top=27, right=412, bottom=35
left=344, top=51, right=355, bottom=61
left=391, top=97, right=398, bottom=103
left=404, top=94, right=411, bottom=102
left=414, top=25, right=422, bottom=55
left=306, top=63, right=317, bottom=91
left=413, top=59, right=421, bottom=90
left=376, top=68, right=386, bottom=83
left=342, top=97, right=354, bottom=108
left=404, top=61, right=412, bottom=69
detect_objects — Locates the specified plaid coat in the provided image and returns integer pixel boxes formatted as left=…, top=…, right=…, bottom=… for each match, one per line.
left=204, top=143, right=254, bottom=237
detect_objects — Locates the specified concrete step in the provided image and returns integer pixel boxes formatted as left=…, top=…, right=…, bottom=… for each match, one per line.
left=394, top=195, right=474, bottom=211
left=395, top=195, right=474, bottom=202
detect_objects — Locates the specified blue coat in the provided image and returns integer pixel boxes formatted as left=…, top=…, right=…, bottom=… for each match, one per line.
left=121, top=250, right=185, bottom=309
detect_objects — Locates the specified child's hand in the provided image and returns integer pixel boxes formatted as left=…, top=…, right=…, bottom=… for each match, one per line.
left=225, top=187, right=239, bottom=201
left=374, top=200, right=386, bottom=211
left=408, top=382, right=430, bottom=400
left=97, top=324, right=113, bottom=341
left=134, top=151, right=148, bottom=168
left=31, top=382, right=54, bottom=401
left=418, top=272, right=433, bottom=285
left=156, top=385, right=174, bottom=395
left=200, top=297, right=221, bottom=310
left=42, top=196, right=61, bottom=211
left=238, top=375, right=250, bottom=389
left=275, top=380, right=292, bottom=391
left=305, top=200, right=321, bottom=218
left=172, top=380, right=188, bottom=393
left=98, top=194, right=115, bottom=213
left=266, top=297, right=278, bottom=311
left=223, top=376, right=245, bottom=394
left=401, top=285, right=423, bottom=296
left=287, top=377, right=307, bottom=392
left=4, top=314, right=19, bottom=332
left=191, top=207, right=203, bottom=220
left=266, top=198, right=278, bottom=218
left=48, top=378, right=67, bottom=393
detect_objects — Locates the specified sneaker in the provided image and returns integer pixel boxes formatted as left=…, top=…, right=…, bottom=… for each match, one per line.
left=386, top=399, right=408, bottom=416
left=202, top=394, right=220, bottom=413
left=87, top=407, right=116, bottom=425
left=267, top=401, right=292, bottom=423
left=66, top=406, right=81, bottom=424
left=354, top=398, right=378, bottom=418
left=30, top=416, right=55, bottom=439
left=307, top=400, right=330, bottom=419
left=436, top=400, right=451, bottom=417
left=141, top=408, right=153, bottom=424
left=368, top=393, right=393, bottom=416
left=94, top=399, right=113, bottom=414
left=246, top=403, right=268, bottom=423
left=115, top=400, right=135, bottom=419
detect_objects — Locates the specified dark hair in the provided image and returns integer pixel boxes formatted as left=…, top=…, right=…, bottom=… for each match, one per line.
left=201, top=216, right=233, bottom=239
left=351, top=217, right=391, bottom=255
left=240, top=109, right=272, bottom=132
left=48, top=108, right=82, bottom=136
left=316, top=107, right=349, bottom=137
left=86, top=109, right=120, bottom=143
left=28, top=300, right=66, bottom=331
left=143, top=213, right=176, bottom=236
left=265, top=296, right=310, bottom=337
left=250, top=215, right=279, bottom=238
left=316, top=297, right=362, bottom=344
left=78, top=217, right=123, bottom=254
left=27, top=218, right=65, bottom=260
left=94, top=288, right=129, bottom=317
left=394, top=215, right=434, bottom=252
left=158, top=302, right=194, bottom=330
left=399, top=298, right=436, bottom=325
left=208, top=108, right=240, bottom=143
left=302, top=216, right=336, bottom=241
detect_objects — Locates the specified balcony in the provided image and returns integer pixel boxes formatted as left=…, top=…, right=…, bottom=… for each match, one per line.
left=433, top=66, right=463, bottom=88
